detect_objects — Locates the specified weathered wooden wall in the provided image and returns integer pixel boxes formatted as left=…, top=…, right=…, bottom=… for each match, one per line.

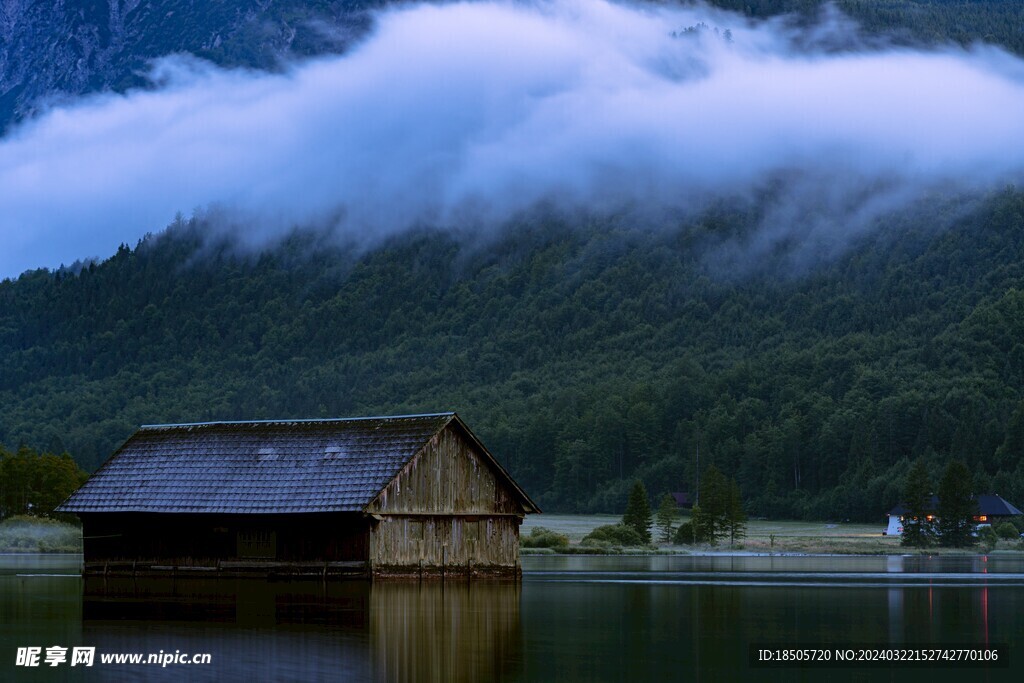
left=366, top=424, right=524, bottom=575
left=367, top=425, right=524, bottom=516
left=369, top=516, right=520, bottom=575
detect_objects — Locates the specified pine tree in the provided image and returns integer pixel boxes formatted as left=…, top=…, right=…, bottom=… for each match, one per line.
left=694, top=465, right=729, bottom=545
left=690, top=504, right=713, bottom=544
left=901, top=459, right=934, bottom=547
left=655, top=493, right=677, bottom=543
left=622, top=480, right=652, bottom=543
left=937, top=460, right=977, bottom=547
left=725, top=479, right=747, bottom=548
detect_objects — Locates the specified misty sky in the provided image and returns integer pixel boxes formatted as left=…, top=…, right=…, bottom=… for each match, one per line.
left=2, top=0, right=1024, bottom=278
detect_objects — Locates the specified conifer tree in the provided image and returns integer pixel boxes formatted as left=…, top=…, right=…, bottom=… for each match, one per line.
left=937, top=460, right=977, bottom=547
left=655, top=493, right=677, bottom=543
left=725, top=479, right=747, bottom=548
left=693, top=465, right=730, bottom=545
left=901, top=459, right=934, bottom=547
left=690, top=504, right=712, bottom=544
left=622, top=480, right=652, bottom=543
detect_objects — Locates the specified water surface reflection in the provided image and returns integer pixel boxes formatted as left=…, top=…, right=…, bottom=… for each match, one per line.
left=4, top=554, right=1024, bottom=681
left=82, top=578, right=521, bottom=682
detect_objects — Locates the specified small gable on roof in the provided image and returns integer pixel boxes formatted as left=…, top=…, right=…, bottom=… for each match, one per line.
left=57, top=413, right=538, bottom=515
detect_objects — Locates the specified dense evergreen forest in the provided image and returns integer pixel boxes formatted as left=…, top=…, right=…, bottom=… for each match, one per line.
left=3, top=187, right=1024, bottom=520
left=4, top=0, right=1024, bottom=520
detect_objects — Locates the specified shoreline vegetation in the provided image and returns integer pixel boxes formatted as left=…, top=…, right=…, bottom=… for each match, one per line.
left=0, top=516, right=82, bottom=553
left=520, top=514, right=1024, bottom=556
left=3, top=513, right=1021, bottom=556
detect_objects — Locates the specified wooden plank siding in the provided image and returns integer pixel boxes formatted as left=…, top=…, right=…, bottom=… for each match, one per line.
left=367, top=424, right=525, bottom=516
left=369, top=516, right=521, bottom=576
left=366, top=423, right=526, bottom=577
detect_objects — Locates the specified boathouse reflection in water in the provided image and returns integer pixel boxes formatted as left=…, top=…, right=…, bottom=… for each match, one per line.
left=82, top=578, right=522, bottom=682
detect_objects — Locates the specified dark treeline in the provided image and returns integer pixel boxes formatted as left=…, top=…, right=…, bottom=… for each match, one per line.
left=0, top=446, right=89, bottom=520
left=3, top=188, right=1024, bottom=520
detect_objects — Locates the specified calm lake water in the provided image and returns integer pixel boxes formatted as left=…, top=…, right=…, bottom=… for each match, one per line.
left=2, top=553, right=1023, bottom=682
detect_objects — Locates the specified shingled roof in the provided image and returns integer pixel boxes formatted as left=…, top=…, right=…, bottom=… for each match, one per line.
left=888, top=494, right=1022, bottom=518
left=58, top=412, right=533, bottom=514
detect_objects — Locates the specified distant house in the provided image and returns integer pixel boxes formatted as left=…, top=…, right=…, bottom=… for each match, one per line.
left=884, top=494, right=1022, bottom=536
left=58, top=413, right=539, bottom=578
left=670, top=492, right=693, bottom=509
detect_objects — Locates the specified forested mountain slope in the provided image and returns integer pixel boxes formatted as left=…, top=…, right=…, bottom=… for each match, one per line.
left=5, top=0, right=1024, bottom=519
left=3, top=190, right=1024, bottom=520
left=0, top=0, right=375, bottom=130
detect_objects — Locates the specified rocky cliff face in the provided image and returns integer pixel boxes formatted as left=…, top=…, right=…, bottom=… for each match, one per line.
left=0, top=0, right=372, bottom=131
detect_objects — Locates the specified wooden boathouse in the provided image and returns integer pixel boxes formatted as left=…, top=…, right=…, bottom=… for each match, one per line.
left=57, top=413, right=539, bottom=578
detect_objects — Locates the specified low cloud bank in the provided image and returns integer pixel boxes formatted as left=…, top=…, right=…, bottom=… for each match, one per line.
left=2, top=0, right=1024, bottom=277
